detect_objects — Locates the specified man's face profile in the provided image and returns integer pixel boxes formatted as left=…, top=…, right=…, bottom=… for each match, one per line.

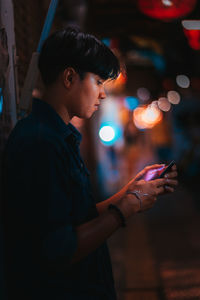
left=64, top=71, right=107, bottom=119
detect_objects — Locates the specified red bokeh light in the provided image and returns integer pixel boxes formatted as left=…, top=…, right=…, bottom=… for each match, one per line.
left=184, top=29, right=200, bottom=50
left=138, top=0, right=197, bottom=21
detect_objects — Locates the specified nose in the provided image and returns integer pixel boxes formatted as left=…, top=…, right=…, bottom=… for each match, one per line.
left=99, top=85, right=107, bottom=100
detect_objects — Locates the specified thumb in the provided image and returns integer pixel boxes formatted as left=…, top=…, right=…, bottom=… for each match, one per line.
left=134, top=169, right=146, bottom=181
left=134, top=164, right=165, bottom=181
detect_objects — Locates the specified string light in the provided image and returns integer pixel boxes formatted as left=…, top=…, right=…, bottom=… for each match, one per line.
left=176, top=74, right=190, bottom=88
left=133, top=104, right=163, bottom=129
left=167, top=90, right=181, bottom=104
left=99, top=125, right=115, bottom=142
left=158, top=97, right=171, bottom=111
left=137, top=87, right=150, bottom=102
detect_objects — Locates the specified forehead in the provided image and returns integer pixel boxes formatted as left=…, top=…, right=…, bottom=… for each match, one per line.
left=85, top=72, right=106, bottom=82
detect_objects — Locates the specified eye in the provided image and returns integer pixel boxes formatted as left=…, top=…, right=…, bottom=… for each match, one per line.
left=97, top=79, right=103, bottom=85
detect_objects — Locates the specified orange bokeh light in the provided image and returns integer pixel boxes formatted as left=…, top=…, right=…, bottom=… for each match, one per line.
left=105, top=72, right=127, bottom=93
left=133, top=105, right=163, bottom=129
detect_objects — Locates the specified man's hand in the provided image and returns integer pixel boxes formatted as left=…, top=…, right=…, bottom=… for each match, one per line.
left=133, top=164, right=165, bottom=181
left=97, top=163, right=178, bottom=221
left=162, top=164, right=178, bottom=193
left=117, top=164, right=178, bottom=218
left=132, top=163, right=178, bottom=194
left=122, top=177, right=168, bottom=215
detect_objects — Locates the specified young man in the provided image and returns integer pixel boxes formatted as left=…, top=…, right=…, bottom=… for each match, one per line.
left=2, top=27, right=178, bottom=300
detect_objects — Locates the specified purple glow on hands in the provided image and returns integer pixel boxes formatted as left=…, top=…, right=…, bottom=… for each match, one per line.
left=144, top=166, right=165, bottom=181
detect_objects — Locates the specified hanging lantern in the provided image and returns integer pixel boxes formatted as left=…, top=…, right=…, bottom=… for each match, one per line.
left=138, top=0, right=197, bottom=22
left=183, top=29, right=200, bottom=50
left=182, top=20, right=200, bottom=50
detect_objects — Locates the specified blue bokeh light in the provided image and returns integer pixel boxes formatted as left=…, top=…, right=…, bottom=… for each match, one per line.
left=102, top=38, right=111, bottom=48
left=139, top=49, right=166, bottom=73
left=99, top=122, right=122, bottom=146
left=0, top=88, right=3, bottom=114
left=124, top=96, right=139, bottom=110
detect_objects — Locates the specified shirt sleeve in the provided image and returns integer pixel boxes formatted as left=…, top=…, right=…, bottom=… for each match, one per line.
left=13, top=138, right=77, bottom=266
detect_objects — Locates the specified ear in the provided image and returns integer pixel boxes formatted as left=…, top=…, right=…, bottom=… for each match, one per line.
left=63, top=67, right=77, bottom=88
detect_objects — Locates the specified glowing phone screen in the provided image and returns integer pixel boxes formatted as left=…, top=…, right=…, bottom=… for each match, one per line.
left=143, top=166, right=165, bottom=181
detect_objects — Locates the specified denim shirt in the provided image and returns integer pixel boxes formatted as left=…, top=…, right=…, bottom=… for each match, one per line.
left=2, top=98, right=117, bottom=300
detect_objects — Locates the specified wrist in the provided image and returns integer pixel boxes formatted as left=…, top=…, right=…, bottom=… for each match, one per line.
left=108, top=204, right=126, bottom=227
left=118, top=194, right=140, bottom=219
left=126, top=190, right=143, bottom=211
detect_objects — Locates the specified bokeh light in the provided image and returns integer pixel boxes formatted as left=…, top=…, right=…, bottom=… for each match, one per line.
left=182, top=20, right=200, bottom=30
left=162, top=0, right=173, bottom=6
left=167, top=90, right=181, bottom=104
left=176, top=74, right=190, bottom=88
left=158, top=97, right=171, bottom=111
left=138, top=0, right=197, bottom=21
left=0, top=88, right=3, bottom=114
left=116, top=72, right=127, bottom=85
left=124, top=96, right=139, bottom=110
left=151, top=100, right=158, bottom=108
left=99, top=121, right=122, bottom=146
left=119, top=107, right=129, bottom=125
left=133, top=107, right=147, bottom=129
left=183, top=28, right=200, bottom=50
left=143, top=104, right=162, bottom=125
left=105, top=72, right=127, bottom=92
left=99, top=125, right=115, bottom=142
left=137, top=87, right=150, bottom=102
left=102, top=38, right=111, bottom=47
left=133, top=104, right=163, bottom=129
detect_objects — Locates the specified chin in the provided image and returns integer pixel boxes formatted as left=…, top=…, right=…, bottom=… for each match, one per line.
left=85, top=113, right=93, bottom=119
left=76, top=112, right=93, bottom=119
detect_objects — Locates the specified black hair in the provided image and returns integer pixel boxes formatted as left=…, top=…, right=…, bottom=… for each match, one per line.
left=38, top=27, right=120, bottom=86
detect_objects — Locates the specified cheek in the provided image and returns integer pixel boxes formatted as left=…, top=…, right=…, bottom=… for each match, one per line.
left=88, top=87, right=99, bottom=102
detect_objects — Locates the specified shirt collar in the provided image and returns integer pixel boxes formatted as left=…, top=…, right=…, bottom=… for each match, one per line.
left=31, top=98, right=82, bottom=144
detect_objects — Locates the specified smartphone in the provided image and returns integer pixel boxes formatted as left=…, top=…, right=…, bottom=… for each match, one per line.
left=158, top=160, right=176, bottom=178
left=143, top=160, right=176, bottom=181
left=143, top=166, right=165, bottom=181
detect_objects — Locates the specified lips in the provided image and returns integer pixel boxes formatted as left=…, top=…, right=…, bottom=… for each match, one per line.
left=94, top=104, right=99, bottom=110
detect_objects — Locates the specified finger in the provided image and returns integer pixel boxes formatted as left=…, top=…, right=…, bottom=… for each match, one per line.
left=165, top=179, right=178, bottom=186
left=156, top=186, right=165, bottom=195
left=145, top=164, right=165, bottom=171
left=151, top=178, right=167, bottom=187
left=134, top=164, right=160, bottom=180
left=171, top=164, right=177, bottom=171
left=134, top=164, right=166, bottom=181
left=134, top=169, right=146, bottom=181
left=164, top=186, right=175, bottom=193
left=164, top=171, right=178, bottom=179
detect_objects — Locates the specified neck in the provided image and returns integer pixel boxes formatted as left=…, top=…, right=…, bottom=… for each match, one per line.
left=42, top=85, right=72, bottom=125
